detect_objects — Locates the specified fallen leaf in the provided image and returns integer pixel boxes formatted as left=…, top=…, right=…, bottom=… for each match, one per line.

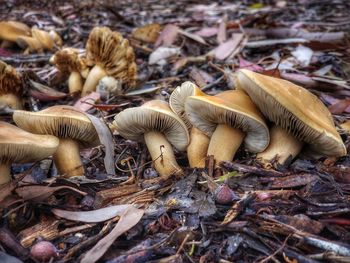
left=238, top=57, right=263, bottom=72
left=15, top=185, right=87, bottom=202
left=132, top=23, right=162, bottom=43
left=85, top=114, right=115, bottom=176
left=214, top=33, right=243, bottom=60
left=328, top=99, right=350, bottom=114
left=73, top=92, right=101, bottom=112
left=148, top=47, right=180, bottom=65
left=125, top=84, right=161, bottom=96
left=52, top=204, right=131, bottom=223
left=177, top=29, right=207, bottom=45
left=28, top=80, right=67, bottom=101
left=189, top=67, right=214, bottom=87
left=281, top=72, right=317, bottom=87
left=263, top=173, right=318, bottom=189
left=80, top=206, right=144, bottom=263
left=195, top=27, right=218, bottom=37
left=155, top=24, right=179, bottom=47
left=217, top=17, right=227, bottom=44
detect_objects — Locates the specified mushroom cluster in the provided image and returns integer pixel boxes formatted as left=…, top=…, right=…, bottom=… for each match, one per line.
left=0, top=21, right=62, bottom=54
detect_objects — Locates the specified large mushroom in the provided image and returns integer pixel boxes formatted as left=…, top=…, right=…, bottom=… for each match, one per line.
left=169, top=81, right=210, bottom=168
left=13, top=105, right=100, bottom=177
left=235, top=69, right=347, bottom=165
left=113, top=100, right=189, bottom=177
left=50, top=48, right=88, bottom=94
left=0, top=121, right=59, bottom=185
left=0, top=60, right=23, bottom=109
left=0, top=21, right=30, bottom=48
left=185, top=90, right=270, bottom=165
left=82, top=27, right=137, bottom=96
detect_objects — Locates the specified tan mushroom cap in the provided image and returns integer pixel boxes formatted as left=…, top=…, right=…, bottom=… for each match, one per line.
left=0, top=121, right=59, bottom=163
left=113, top=100, right=189, bottom=151
left=185, top=90, right=270, bottom=153
left=50, top=48, right=85, bottom=73
left=0, top=21, right=30, bottom=42
left=13, top=105, right=99, bottom=148
left=169, top=81, right=205, bottom=130
left=235, top=69, right=346, bottom=157
left=0, top=60, right=22, bottom=96
left=85, top=26, right=137, bottom=88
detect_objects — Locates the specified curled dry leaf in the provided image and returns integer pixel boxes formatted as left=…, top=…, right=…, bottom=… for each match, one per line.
left=15, top=185, right=87, bottom=202
left=85, top=113, right=116, bottom=175
left=155, top=24, right=179, bottom=47
left=52, top=204, right=131, bottom=223
left=80, top=206, right=144, bottom=263
left=28, top=79, right=67, bottom=101
left=177, top=28, right=207, bottom=45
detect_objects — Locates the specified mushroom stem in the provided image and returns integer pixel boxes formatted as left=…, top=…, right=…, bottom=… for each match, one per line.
left=68, top=71, right=83, bottom=94
left=0, top=94, right=22, bottom=109
left=257, top=125, right=304, bottom=166
left=144, top=131, right=183, bottom=177
left=187, top=127, right=210, bottom=168
left=0, top=164, right=11, bottom=184
left=53, top=138, right=84, bottom=177
left=207, top=124, right=245, bottom=165
left=82, top=65, right=107, bottom=96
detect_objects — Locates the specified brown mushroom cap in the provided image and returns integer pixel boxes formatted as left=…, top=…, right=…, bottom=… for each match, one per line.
left=85, top=27, right=137, bottom=88
left=13, top=105, right=99, bottom=148
left=185, top=90, right=269, bottom=153
left=0, top=121, right=59, bottom=164
left=0, top=21, right=30, bottom=42
left=169, top=81, right=205, bottom=130
left=113, top=100, right=189, bottom=151
left=235, top=69, right=346, bottom=157
left=50, top=48, right=85, bottom=73
left=0, top=60, right=22, bottom=96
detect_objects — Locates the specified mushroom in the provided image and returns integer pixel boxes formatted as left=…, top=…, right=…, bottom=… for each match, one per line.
left=235, top=69, right=347, bottom=165
left=185, top=90, right=269, bottom=165
left=0, top=121, right=59, bottom=185
left=0, top=60, right=23, bottom=109
left=169, top=81, right=210, bottom=168
left=13, top=105, right=100, bottom=177
left=50, top=48, right=88, bottom=94
left=0, top=21, right=30, bottom=48
left=16, top=27, right=62, bottom=54
left=113, top=100, right=189, bottom=177
left=82, top=27, right=137, bottom=96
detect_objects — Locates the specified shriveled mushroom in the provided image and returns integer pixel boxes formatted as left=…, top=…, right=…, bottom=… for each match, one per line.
left=0, top=60, right=23, bottom=109
left=113, top=100, right=189, bottom=177
left=169, top=81, right=210, bottom=168
left=0, top=21, right=30, bottom=48
left=50, top=48, right=88, bottom=94
left=0, top=121, right=59, bottom=185
left=16, top=26, right=62, bottom=54
left=13, top=105, right=100, bottom=177
left=185, top=90, right=269, bottom=166
left=82, top=27, right=137, bottom=96
left=235, top=69, right=347, bottom=165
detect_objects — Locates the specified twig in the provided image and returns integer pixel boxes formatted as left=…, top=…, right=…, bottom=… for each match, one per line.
left=0, top=54, right=53, bottom=64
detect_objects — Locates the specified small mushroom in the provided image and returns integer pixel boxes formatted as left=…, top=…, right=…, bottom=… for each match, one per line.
left=0, top=60, right=23, bottom=109
left=235, top=69, right=347, bottom=165
left=113, top=100, right=189, bottom=177
left=82, top=27, right=137, bottom=96
left=185, top=90, right=269, bottom=165
left=13, top=105, right=100, bottom=177
left=169, top=81, right=210, bottom=168
left=0, top=121, right=59, bottom=185
left=0, top=21, right=30, bottom=46
left=50, top=48, right=88, bottom=94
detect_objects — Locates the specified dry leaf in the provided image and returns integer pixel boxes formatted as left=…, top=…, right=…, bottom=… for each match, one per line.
left=155, top=24, right=179, bottom=47
left=16, top=185, right=86, bottom=202
left=291, top=45, right=313, bottom=67
left=238, top=57, right=263, bottom=72
left=28, top=79, right=67, bottom=101
left=177, top=29, right=207, bottom=45
left=328, top=99, right=350, bottom=114
left=80, top=206, right=144, bottom=263
left=195, top=27, right=218, bottom=37
left=214, top=33, right=243, bottom=60
left=85, top=114, right=115, bottom=176
left=52, top=204, right=131, bottom=223
left=217, top=17, right=227, bottom=44
left=73, top=92, right=101, bottom=112
left=132, top=23, right=162, bottom=43
left=148, top=47, right=180, bottom=65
